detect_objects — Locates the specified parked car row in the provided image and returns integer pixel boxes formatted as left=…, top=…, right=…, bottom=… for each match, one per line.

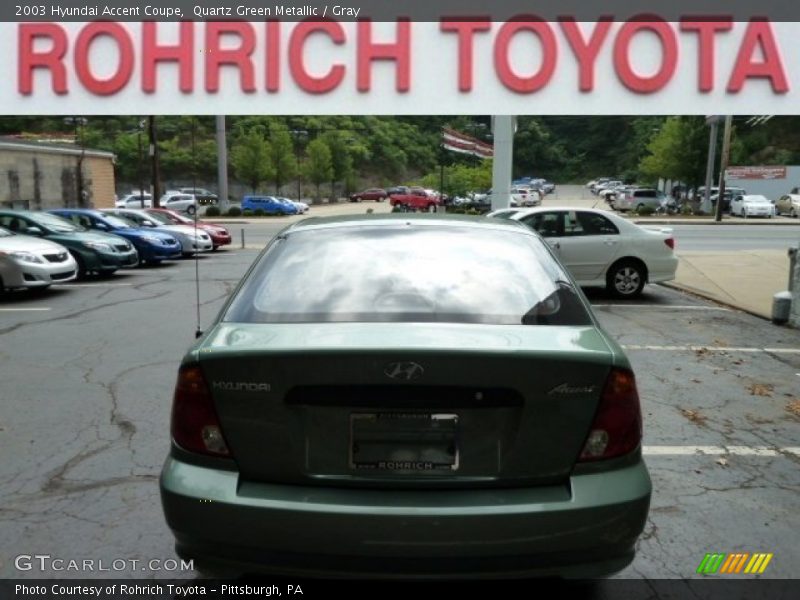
left=513, top=177, right=556, bottom=194
left=587, top=178, right=625, bottom=196
left=0, top=208, right=231, bottom=293
left=116, top=188, right=220, bottom=210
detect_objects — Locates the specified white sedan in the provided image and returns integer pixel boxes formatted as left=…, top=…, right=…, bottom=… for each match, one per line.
left=116, top=193, right=153, bottom=209
left=0, top=226, right=78, bottom=292
left=499, top=207, right=678, bottom=298
left=102, top=209, right=213, bottom=256
left=730, top=195, right=775, bottom=218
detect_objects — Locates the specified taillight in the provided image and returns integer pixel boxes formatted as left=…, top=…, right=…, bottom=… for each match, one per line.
left=664, top=238, right=675, bottom=250
left=171, top=365, right=231, bottom=457
left=579, top=368, right=642, bottom=462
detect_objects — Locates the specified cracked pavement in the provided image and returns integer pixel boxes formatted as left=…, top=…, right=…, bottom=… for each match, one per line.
left=0, top=243, right=798, bottom=581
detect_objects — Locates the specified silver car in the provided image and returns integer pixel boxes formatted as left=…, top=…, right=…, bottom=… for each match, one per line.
left=776, top=194, right=800, bottom=218
left=0, top=226, right=77, bottom=292
left=103, top=209, right=214, bottom=256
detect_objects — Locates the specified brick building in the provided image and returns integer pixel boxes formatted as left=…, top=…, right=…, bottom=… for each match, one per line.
left=0, top=138, right=116, bottom=211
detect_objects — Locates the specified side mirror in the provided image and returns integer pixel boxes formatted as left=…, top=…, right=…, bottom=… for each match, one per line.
left=26, top=226, right=43, bottom=236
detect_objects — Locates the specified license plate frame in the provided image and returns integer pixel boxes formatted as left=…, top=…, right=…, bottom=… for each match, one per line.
left=349, top=412, right=459, bottom=473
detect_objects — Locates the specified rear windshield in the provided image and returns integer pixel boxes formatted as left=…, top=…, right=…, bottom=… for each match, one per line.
left=225, top=224, right=592, bottom=326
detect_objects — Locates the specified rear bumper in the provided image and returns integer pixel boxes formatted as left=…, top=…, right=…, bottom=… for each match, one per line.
left=647, top=256, right=679, bottom=284
left=161, top=457, right=651, bottom=579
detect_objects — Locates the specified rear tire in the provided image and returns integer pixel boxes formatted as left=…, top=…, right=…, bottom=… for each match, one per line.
left=607, top=260, right=646, bottom=298
left=187, top=205, right=196, bottom=216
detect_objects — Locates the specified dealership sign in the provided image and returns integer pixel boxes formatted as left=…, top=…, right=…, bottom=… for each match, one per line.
left=3, top=19, right=800, bottom=114
left=726, top=166, right=788, bottom=179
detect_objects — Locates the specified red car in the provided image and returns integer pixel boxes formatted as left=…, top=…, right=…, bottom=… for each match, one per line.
left=145, top=208, right=232, bottom=250
left=349, top=188, right=388, bottom=202
left=389, top=188, right=441, bottom=211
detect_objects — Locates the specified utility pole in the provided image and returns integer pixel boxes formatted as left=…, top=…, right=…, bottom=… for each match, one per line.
left=148, top=116, right=161, bottom=206
left=216, top=115, right=229, bottom=212
left=64, top=117, right=88, bottom=207
left=137, top=119, right=146, bottom=208
left=702, top=116, right=721, bottom=215
left=490, top=116, right=516, bottom=211
left=715, top=116, right=733, bottom=223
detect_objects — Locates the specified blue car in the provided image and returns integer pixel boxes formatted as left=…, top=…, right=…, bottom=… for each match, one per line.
left=49, top=209, right=182, bottom=265
left=240, top=195, right=298, bottom=215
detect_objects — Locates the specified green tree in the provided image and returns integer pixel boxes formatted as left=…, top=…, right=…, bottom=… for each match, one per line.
left=269, top=125, right=297, bottom=194
left=230, top=129, right=273, bottom=193
left=304, top=138, right=333, bottom=202
left=322, top=131, right=354, bottom=198
left=420, top=161, right=492, bottom=197
left=639, top=116, right=708, bottom=189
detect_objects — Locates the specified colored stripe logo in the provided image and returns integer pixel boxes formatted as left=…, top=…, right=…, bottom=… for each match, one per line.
left=697, top=553, right=773, bottom=574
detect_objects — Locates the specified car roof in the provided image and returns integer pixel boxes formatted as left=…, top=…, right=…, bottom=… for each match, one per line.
left=283, top=213, right=533, bottom=235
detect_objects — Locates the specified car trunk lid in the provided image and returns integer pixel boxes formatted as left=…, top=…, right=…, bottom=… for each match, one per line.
left=198, top=322, right=615, bottom=488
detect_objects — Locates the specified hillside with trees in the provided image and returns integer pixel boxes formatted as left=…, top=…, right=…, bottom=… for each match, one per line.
left=1, top=115, right=798, bottom=199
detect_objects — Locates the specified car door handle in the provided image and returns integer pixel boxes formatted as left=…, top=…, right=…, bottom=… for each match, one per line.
left=548, top=241, right=560, bottom=250
left=604, top=238, right=618, bottom=245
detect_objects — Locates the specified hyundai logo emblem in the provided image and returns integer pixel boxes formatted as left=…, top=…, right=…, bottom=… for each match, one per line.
left=384, top=361, right=425, bottom=381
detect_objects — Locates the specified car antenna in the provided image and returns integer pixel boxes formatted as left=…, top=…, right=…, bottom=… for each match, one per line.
left=191, top=116, right=203, bottom=339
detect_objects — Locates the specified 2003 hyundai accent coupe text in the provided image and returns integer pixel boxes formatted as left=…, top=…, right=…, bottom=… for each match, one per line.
left=160, top=215, right=651, bottom=579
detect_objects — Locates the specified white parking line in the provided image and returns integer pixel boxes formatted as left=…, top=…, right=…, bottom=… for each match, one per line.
left=53, top=283, right=133, bottom=288
left=623, top=345, right=800, bottom=354
left=644, top=446, right=800, bottom=457
left=593, top=304, right=729, bottom=311
left=0, top=307, right=51, bottom=312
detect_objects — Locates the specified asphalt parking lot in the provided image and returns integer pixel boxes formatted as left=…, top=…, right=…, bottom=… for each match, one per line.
left=1, top=228, right=799, bottom=582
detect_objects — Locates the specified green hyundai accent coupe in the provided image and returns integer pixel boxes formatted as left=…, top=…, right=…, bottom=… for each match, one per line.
left=160, top=215, right=651, bottom=578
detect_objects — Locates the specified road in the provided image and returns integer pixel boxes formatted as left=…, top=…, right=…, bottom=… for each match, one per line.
left=669, top=225, right=800, bottom=251
left=0, top=246, right=798, bottom=585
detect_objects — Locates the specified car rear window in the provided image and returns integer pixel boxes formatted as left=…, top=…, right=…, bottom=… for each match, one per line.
left=225, top=224, right=592, bottom=326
